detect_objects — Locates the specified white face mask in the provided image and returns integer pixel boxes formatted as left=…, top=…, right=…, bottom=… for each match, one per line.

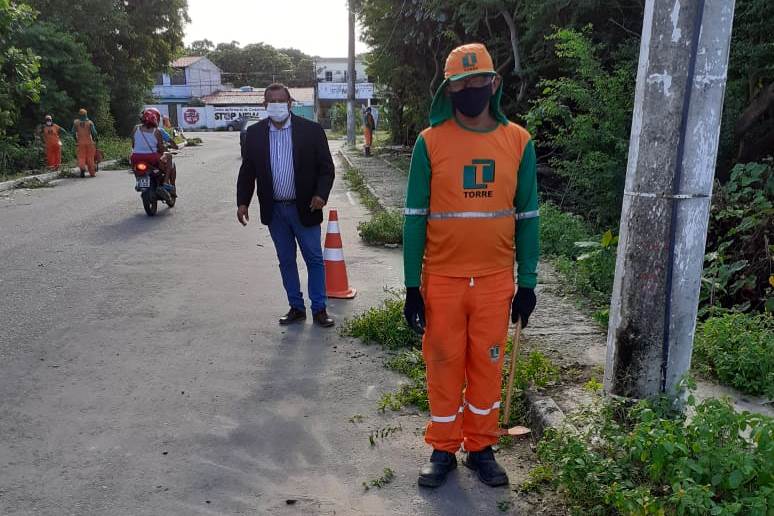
left=266, top=102, right=289, bottom=122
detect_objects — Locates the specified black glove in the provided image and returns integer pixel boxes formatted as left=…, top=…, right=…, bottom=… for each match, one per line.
left=404, top=287, right=426, bottom=335
left=511, top=287, right=536, bottom=328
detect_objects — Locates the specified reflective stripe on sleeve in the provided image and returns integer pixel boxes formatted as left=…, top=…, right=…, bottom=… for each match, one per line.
left=404, top=207, right=429, bottom=216
left=516, top=209, right=540, bottom=220
left=428, top=209, right=515, bottom=220
left=466, top=401, right=501, bottom=416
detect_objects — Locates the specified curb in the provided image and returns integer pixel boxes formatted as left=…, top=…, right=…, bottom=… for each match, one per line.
left=0, top=159, right=120, bottom=192
left=525, top=390, right=568, bottom=437
left=337, top=149, right=387, bottom=211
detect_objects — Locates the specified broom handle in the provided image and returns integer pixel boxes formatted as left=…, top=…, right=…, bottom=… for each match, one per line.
left=502, top=319, right=523, bottom=427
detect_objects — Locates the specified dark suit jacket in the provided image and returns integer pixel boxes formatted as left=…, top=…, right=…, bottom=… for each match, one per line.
left=237, top=114, right=335, bottom=227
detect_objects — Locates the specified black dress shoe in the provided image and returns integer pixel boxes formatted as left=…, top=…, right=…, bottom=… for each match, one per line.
left=313, top=309, right=335, bottom=328
left=418, top=450, right=457, bottom=488
left=463, top=446, right=509, bottom=487
left=279, top=308, right=306, bottom=325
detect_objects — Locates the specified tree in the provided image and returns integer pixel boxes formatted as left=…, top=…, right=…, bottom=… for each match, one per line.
left=26, top=0, right=189, bottom=134
left=0, top=0, right=41, bottom=140
left=16, top=22, right=111, bottom=138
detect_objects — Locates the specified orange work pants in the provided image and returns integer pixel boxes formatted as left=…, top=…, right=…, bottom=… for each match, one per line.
left=421, top=269, right=515, bottom=453
left=45, top=142, right=62, bottom=170
left=77, top=142, right=96, bottom=176
left=364, top=127, right=373, bottom=147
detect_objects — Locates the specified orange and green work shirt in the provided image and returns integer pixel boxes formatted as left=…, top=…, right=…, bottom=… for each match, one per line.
left=403, top=117, right=540, bottom=288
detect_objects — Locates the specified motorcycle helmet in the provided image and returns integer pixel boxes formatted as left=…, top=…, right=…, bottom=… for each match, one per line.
left=142, top=108, right=162, bottom=127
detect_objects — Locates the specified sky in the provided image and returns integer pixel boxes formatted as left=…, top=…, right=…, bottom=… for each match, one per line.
left=184, top=0, right=370, bottom=57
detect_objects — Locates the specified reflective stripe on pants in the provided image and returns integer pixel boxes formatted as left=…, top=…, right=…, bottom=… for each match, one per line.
left=421, top=269, right=514, bottom=453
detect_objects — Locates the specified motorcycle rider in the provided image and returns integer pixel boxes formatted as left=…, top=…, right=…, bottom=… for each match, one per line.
left=130, top=108, right=178, bottom=194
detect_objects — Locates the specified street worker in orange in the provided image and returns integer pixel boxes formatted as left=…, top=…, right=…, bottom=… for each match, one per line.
left=72, top=108, right=98, bottom=177
left=402, top=43, right=540, bottom=489
left=363, top=106, right=376, bottom=156
left=41, top=115, right=65, bottom=170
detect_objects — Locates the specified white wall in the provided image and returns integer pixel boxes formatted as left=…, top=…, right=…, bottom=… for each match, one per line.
left=316, top=59, right=367, bottom=82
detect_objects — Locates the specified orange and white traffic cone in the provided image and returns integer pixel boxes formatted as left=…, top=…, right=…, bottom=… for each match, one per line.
left=323, top=209, right=357, bottom=299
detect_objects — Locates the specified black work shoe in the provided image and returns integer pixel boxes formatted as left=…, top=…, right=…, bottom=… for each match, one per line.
left=313, top=309, right=335, bottom=328
left=418, top=450, right=457, bottom=488
left=279, top=308, right=306, bottom=325
left=464, top=446, right=509, bottom=487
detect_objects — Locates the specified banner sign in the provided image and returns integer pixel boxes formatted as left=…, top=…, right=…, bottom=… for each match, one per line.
left=211, top=106, right=267, bottom=122
left=318, top=82, right=374, bottom=100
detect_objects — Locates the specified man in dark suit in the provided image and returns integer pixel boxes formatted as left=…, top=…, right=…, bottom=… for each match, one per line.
left=237, top=83, right=336, bottom=327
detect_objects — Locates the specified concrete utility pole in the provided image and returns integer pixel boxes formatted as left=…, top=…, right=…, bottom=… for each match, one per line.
left=604, top=0, right=735, bottom=398
left=346, top=0, right=356, bottom=146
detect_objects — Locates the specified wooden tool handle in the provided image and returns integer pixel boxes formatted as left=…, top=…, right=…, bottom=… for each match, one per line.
left=502, top=319, right=523, bottom=427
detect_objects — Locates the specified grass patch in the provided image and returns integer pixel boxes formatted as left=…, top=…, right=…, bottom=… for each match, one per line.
left=362, top=468, right=395, bottom=490
left=358, top=209, right=403, bottom=246
left=344, top=166, right=403, bottom=245
left=340, top=291, right=420, bottom=350
left=539, top=394, right=774, bottom=515
left=692, top=312, right=774, bottom=397
left=344, top=167, right=382, bottom=212
left=186, top=137, right=203, bottom=146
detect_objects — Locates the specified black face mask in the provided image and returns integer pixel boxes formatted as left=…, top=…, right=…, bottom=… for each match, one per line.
left=450, top=84, right=492, bottom=118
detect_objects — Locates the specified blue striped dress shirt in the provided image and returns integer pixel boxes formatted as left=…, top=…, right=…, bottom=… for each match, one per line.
left=269, top=117, right=296, bottom=201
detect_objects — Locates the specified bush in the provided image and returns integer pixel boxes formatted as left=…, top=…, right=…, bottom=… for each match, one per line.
left=358, top=209, right=403, bottom=245
left=341, top=292, right=420, bottom=350
left=98, top=136, right=132, bottom=162
left=540, top=202, right=593, bottom=258
left=702, top=161, right=773, bottom=314
left=693, top=312, right=774, bottom=397
left=526, top=27, right=636, bottom=228
left=540, top=395, right=774, bottom=515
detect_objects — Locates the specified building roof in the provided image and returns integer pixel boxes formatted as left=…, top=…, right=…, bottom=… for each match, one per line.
left=171, top=56, right=204, bottom=68
left=201, top=87, right=315, bottom=106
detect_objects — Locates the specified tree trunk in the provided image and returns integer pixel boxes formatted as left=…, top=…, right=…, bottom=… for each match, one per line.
left=499, top=7, right=522, bottom=76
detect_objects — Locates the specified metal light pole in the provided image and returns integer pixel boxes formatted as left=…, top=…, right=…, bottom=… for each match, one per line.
left=604, top=0, right=736, bottom=399
left=346, top=0, right=356, bottom=146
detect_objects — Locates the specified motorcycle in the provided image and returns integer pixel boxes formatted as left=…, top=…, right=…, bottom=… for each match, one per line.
left=133, top=160, right=176, bottom=216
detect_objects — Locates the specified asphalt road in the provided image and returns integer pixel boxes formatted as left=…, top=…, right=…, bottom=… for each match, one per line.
left=0, top=132, right=549, bottom=515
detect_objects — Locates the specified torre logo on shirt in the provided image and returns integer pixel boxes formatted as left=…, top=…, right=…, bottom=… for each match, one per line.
left=463, top=159, right=495, bottom=198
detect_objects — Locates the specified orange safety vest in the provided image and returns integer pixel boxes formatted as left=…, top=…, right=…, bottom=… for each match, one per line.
left=42, top=125, right=61, bottom=146
left=421, top=119, right=530, bottom=278
left=74, top=119, right=94, bottom=144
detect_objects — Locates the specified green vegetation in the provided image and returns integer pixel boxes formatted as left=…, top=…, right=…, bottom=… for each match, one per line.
left=343, top=166, right=404, bottom=245
left=185, top=39, right=314, bottom=88
left=344, top=292, right=559, bottom=418
left=362, top=468, right=395, bottom=490
left=539, top=395, right=774, bottom=515
left=693, top=312, right=774, bottom=398
left=341, top=291, right=420, bottom=350
left=357, top=210, right=403, bottom=246
left=526, top=27, right=635, bottom=228
left=702, top=161, right=773, bottom=314
left=1, top=0, right=188, bottom=175
left=343, top=167, right=381, bottom=212
left=540, top=202, right=617, bottom=309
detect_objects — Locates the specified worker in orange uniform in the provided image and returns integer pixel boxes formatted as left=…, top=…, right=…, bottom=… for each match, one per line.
left=363, top=106, right=376, bottom=156
left=403, top=43, right=540, bottom=488
left=41, top=115, right=65, bottom=170
left=72, top=108, right=98, bottom=177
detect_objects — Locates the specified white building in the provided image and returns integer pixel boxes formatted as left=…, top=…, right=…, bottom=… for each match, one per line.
left=315, top=57, right=368, bottom=83
left=151, top=56, right=223, bottom=125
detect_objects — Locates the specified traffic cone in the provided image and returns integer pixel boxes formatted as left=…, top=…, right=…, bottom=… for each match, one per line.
left=323, top=209, right=357, bottom=299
